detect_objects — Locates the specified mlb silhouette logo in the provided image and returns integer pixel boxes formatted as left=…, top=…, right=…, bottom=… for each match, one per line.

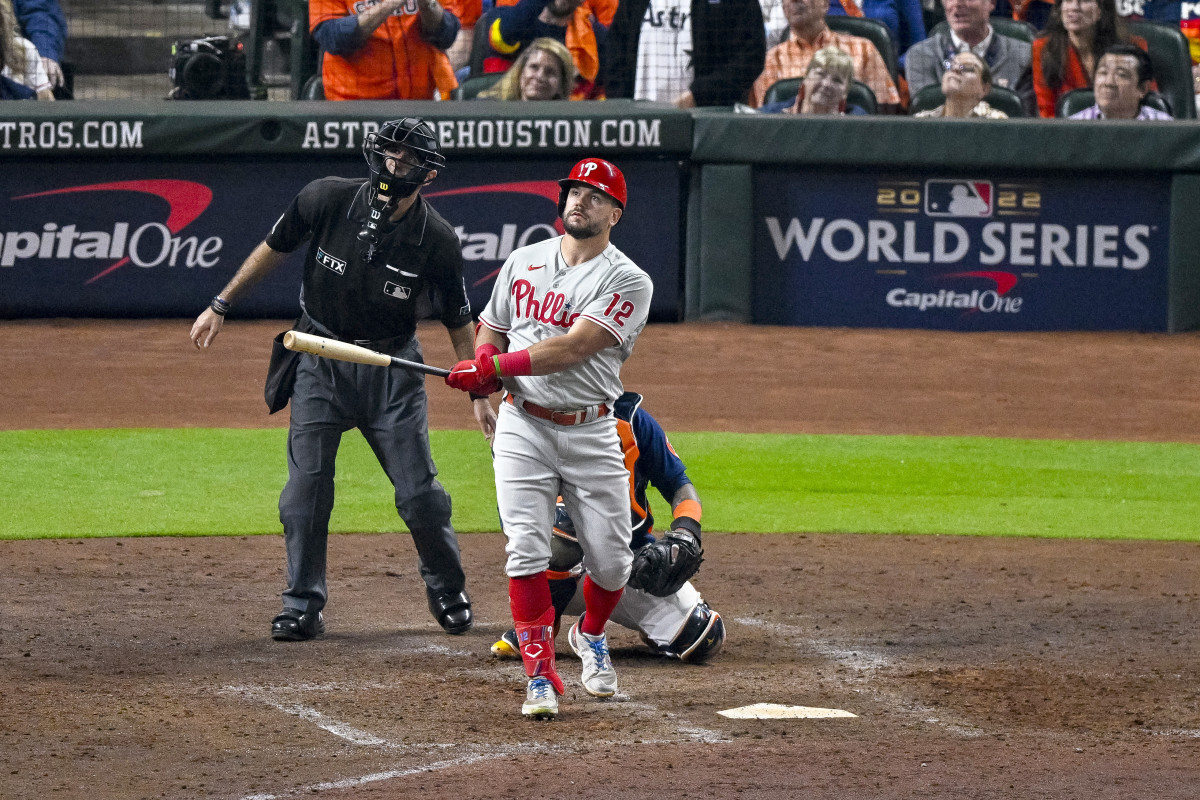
left=924, top=180, right=993, bottom=218
left=384, top=281, right=411, bottom=299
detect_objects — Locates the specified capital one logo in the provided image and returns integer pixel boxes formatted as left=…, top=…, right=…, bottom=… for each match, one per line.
left=4, top=179, right=220, bottom=283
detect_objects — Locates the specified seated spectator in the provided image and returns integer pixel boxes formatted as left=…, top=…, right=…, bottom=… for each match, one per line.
left=1069, top=43, right=1173, bottom=118
left=604, top=0, right=765, bottom=106
left=905, top=0, right=1033, bottom=113
left=1032, top=0, right=1148, bottom=117
left=914, top=50, right=1009, bottom=116
left=751, top=0, right=901, bottom=109
left=484, top=0, right=613, bottom=99
left=476, top=36, right=576, bottom=99
left=760, top=45, right=870, bottom=112
left=310, top=0, right=461, bottom=100
left=13, top=0, right=65, bottom=93
left=1, top=0, right=45, bottom=99
left=825, top=0, right=927, bottom=60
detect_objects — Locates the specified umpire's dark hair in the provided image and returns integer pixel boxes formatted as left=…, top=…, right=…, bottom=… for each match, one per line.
left=1101, top=43, right=1154, bottom=85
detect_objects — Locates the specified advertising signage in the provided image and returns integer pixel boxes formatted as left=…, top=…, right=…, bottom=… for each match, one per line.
left=0, top=158, right=681, bottom=320
left=753, top=169, right=1171, bottom=331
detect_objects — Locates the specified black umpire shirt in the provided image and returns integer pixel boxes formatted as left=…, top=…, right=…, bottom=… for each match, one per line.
left=265, top=177, right=471, bottom=342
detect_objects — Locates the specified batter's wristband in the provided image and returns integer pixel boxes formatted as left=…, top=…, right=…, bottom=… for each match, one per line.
left=210, top=295, right=231, bottom=316
left=672, top=499, right=702, bottom=523
left=469, top=392, right=488, bottom=401
left=494, top=349, right=532, bottom=377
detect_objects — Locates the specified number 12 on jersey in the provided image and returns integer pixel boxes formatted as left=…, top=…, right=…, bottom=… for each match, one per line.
left=604, top=293, right=635, bottom=327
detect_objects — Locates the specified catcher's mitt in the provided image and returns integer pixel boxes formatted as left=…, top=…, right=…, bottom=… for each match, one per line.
left=628, top=526, right=703, bottom=597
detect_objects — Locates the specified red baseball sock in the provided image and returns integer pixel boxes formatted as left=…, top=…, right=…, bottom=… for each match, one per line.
left=510, top=574, right=564, bottom=694
left=579, top=574, right=624, bottom=636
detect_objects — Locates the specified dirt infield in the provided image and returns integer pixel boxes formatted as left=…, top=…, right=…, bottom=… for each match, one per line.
left=2, top=320, right=1199, bottom=800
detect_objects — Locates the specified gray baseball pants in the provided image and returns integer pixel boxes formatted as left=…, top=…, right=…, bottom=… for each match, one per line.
left=277, top=335, right=465, bottom=614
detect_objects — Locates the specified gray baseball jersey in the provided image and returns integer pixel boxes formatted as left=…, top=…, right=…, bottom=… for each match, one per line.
left=478, top=236, right=653, bottom=409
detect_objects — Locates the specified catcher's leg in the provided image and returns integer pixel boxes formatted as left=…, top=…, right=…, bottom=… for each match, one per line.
left=610, top=582, right=726, bottom=664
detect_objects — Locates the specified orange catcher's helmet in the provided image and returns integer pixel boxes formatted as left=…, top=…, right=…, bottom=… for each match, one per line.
left=557, top=158, right=627, bottom=215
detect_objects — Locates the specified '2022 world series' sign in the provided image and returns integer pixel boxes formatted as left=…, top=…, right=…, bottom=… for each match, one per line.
left=753, top=169, right=1171, bottom=331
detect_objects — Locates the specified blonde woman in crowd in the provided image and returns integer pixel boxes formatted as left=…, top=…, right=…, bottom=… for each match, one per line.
left=761, top=46, right=867, bottom=114
left=477, top=37, right=577, bottom=100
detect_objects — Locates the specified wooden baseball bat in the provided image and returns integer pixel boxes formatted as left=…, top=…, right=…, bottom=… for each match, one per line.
left=282, top=331, right=451, bottom=377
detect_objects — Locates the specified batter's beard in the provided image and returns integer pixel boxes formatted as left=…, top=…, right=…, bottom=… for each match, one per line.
left=563, top=216, right=603, bottom=240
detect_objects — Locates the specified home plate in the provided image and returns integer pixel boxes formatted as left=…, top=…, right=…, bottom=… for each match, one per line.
left=718, top=703, right=857, bottom=720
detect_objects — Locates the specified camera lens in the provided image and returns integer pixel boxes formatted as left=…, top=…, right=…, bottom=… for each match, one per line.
left=182, top=52, right=227, bottom=99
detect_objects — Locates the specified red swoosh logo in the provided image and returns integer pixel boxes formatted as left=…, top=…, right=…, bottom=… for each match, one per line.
left=941, top=271, right=1018, bottom=295
left=429, top=181, right=566, bottom=288
left=13, top=180, right=214, bottom=283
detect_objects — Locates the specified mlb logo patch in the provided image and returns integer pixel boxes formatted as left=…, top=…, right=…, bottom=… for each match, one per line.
left=384, top=281, right=411, bottom=300
left=923, top=180, right=993, bottom=218
left=316, top=247, right=346, bottom=275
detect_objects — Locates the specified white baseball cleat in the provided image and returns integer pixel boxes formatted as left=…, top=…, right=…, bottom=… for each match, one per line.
left=568, top=621, right=617, bottom=697
left=521, top=676, right=559, bottom=719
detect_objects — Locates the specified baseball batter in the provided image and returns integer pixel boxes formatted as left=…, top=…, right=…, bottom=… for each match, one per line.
left=445, top=158, right=652, bottom=719
left=490, top=390, right=725, bottom=666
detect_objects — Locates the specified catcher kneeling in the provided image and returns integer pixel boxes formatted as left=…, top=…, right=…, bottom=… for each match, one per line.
left=492, top=391, right=725, bottom=664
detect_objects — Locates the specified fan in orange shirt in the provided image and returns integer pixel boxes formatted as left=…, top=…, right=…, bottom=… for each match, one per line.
left=310, top=0, right=461, bottom=100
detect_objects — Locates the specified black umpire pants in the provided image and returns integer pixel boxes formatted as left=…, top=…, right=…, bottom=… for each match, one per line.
left=278, top=335, right=466, bottom=614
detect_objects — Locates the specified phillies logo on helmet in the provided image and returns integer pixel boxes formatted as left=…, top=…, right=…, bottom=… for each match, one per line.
left=558, top=157, right=628, bottom=212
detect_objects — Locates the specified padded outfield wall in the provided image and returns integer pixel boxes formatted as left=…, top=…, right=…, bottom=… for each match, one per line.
left=0, top=101, right=691, bottom=322
left=688, top=113, right=1200, bottom=332
left=1, top=102, right=1198, bottom=331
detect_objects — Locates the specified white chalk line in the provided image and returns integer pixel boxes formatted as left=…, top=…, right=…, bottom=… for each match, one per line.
left=222, top=685, right=403, bottom=748
left=734, top=616, right=986, bottom=738
left=226, top=680, right=729, bottom=799
left=238, top=743, right=569, bottom=800
left=734, top=617, right=895, bottom=676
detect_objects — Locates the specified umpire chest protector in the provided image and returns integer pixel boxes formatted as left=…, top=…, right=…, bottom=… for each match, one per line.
left=266, top=177, right=470, bottom=343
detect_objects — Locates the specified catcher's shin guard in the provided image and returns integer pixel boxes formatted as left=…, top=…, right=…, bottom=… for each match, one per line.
left=670, top=602, right=725, bottom=663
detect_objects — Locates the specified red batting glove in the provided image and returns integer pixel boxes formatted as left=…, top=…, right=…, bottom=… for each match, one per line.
left=446, top=354, right=501, bottom=394
left=474, top=343, right=503, bottom=394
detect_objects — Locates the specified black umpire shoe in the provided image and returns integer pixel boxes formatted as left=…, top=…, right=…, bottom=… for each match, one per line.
left=271, top=609, right=325, bottom=641
left=427, top=588, right=473, bottom=635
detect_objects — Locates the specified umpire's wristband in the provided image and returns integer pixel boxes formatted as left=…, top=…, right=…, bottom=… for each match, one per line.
left=210, top=295, right=231, bottom=316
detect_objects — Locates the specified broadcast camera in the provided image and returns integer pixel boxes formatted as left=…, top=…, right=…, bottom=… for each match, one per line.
left=168, top=36, right=251, bottom=100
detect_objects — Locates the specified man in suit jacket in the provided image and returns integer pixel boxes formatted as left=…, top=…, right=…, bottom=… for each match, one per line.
left=904, top=0, right=1033, bottom=114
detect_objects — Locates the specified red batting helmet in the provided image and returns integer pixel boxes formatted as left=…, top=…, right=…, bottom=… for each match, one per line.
left=557, top=158, right=627, bottom=217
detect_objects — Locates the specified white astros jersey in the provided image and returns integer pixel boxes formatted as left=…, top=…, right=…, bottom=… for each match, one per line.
left=479, top=235, right=653, bottom=409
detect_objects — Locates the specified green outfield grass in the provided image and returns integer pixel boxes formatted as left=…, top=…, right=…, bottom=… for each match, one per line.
left=2, top=429, right=1198, bottom=541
